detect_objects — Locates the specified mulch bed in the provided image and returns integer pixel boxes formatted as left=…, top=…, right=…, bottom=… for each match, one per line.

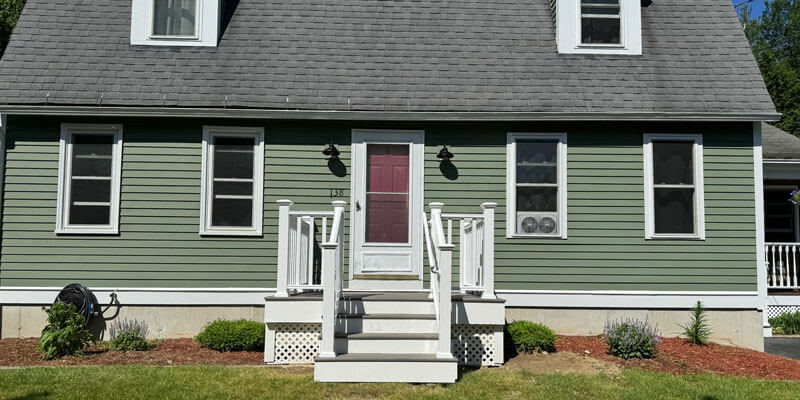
left=0, top=338, right=264, bottom=367
left=3, top=336, right=800, bottom=381
left=556, top=335, right=800, bottom=381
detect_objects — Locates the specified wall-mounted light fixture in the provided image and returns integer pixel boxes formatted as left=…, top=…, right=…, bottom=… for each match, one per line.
left=437, top=145, right=454, bottom=162
left=322, top=142, right=340, bottom=159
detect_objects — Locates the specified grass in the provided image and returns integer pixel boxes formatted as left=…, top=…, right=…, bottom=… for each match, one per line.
left=0, top=366, right=798, bottom=400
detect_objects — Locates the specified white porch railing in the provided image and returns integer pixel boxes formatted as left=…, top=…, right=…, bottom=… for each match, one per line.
left=319, top=201, right=346, bottom=358
left=441, top=202, right=497, bottom=298
left=766, top=243, right=800, bottom=289
left=275, top=200, right=344, bottom=297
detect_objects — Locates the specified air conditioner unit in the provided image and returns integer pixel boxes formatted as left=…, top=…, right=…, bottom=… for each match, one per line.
left=517, top=212, right=559, bottom=235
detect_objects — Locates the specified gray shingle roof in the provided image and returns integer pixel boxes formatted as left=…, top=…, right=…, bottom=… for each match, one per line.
left=763, top=123, right=800, bottom=159
left=0, top=0, right=777, bottom=114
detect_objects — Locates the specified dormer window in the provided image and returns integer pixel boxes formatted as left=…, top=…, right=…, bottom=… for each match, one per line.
left=555, top=0, right=642, bottom=55
left=130, top=0, right=219, bottom=47
left=580, top=0, right=621, bottom=45
left=152, top=0, right=198, bottom=38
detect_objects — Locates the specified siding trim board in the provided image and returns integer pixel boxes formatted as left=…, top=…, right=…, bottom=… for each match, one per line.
left=0, top=287, right=758, bottom=309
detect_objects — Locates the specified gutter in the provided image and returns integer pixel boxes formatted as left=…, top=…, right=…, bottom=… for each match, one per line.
left=0, top=105, right=783, bottom=122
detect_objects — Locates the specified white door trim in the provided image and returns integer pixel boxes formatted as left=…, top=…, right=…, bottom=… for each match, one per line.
left=349, top=129, right=425, bottom=290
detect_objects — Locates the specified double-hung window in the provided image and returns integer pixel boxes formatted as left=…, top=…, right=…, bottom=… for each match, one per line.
left=506, top=133, right=568, bottom=238
left=56, top=124, right=123, bottom=234
left=581, top=0, right=621, bottom=45
left=200, top=126, right=265, bottom=236
left=643, top=134, right=705, bottom=239
left=130, top=0, right=219, bottom=47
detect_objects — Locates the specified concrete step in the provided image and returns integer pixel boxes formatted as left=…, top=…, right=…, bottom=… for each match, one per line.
left=314, top=353, right=458, bottom=383
left=334, top=332, right=438, bottom=354
left=337, top=313, right=438, bottom=333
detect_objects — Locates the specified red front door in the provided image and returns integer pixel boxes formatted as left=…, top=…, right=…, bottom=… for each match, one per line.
left=365, top=144, right=410, bottom=243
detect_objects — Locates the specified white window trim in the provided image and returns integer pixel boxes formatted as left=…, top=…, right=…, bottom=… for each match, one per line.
left=56, top=124, right=123, bottom=235
left=200, top=126, right=265, bottom=236
left=130, top=0, right=219, bottom=47
left=556, top=0, right=642, bottom=55
left=506, top=132, right=568, bottom=239
left=643, top=133, right=705, bottom=240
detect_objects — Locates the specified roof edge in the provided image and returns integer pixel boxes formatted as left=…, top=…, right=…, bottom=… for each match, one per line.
left=0, top=105, right=782, bottom=122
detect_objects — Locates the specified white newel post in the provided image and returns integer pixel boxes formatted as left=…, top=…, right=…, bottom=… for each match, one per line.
left=275, top=199, right=293, bottom=297
left=437, top=243, right=454, bottom=359
left=319, top=242, right=337, bottom=359
left=481, top=202, right=497, bottom=299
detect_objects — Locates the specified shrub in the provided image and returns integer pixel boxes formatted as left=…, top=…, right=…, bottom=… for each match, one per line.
left=38, top=303, right=95, bottom=360
left=680, top=301, right=712, bottom=345
left=195, top=319, right=265, bottom=352
left=109, top=319, right=150, bottom=351
left=507, top=321, right=557, bottom=353
left=769, top=311, right=800, bottom=335
left=603, top=318, right=661, bottom=360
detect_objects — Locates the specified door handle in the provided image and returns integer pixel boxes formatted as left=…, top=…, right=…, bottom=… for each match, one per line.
left=356, top=201, right=361, bottom=211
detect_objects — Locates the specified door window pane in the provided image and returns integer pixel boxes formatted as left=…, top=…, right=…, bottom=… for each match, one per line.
left=654, top=188, right=694, bottom=234
left=365, top=144, right=410, bottom=243
left=153, top=0, right=197, bottom=36
left=653, top=142, right=693, bottom=185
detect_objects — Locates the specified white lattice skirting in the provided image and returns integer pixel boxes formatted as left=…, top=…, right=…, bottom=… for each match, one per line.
left=768, top=305, right=800, bottom=319
left=268, top=323, right=502, bottom=366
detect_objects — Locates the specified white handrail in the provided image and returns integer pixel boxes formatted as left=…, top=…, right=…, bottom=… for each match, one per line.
left=428, top=202, right=453, bottom=360
left=422, top=212, right=441, bottom=324
left=319, top=201, right=346, bottom=359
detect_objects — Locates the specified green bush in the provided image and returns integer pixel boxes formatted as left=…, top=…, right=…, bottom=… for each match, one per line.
left=195, top=319, right=265, bottom=352
left=109, top=319, right=150, bottom=351
left=38, top=303, right=95, bottom=360
left=680, top=301, right=712, bottom=345
left=507, top=321, right=557, bottom=353
left=769, top=311, right=800, bottom=335
left=604, top=318, right=661, bottom=360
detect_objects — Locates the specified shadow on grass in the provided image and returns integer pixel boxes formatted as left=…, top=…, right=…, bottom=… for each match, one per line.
left=9, top=391, right=51, bottom=400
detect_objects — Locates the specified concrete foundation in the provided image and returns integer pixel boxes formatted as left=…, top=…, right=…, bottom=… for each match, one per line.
left=506, top=308, right=765, bottom=351
left=1, top=305, right=264, bottom=340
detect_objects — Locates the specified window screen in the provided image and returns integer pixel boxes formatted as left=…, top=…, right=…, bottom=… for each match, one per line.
left=581, top=0, right=621, bottom=44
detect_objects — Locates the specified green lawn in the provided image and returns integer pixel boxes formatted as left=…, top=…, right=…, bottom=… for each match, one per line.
left=0, top=366, right=798, bottom=400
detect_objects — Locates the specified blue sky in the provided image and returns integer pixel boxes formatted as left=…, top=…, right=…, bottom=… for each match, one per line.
left=733, top=0, right=766, bottom=18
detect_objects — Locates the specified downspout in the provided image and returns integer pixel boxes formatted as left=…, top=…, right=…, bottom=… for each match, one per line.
left=753, top=121, right=771, bottom=337
left=0, top=114, right=6, bottom=338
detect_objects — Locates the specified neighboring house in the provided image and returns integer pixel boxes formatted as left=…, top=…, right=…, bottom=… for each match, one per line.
left=0, top=0, right=780, bottom=383
left=761, top=123, right=800, bottom=325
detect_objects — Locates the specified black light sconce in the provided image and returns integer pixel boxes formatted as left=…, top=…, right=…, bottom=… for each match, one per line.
left=322, top=141, right=340, bottom=159
left=437, top=145, right=454, bottom=162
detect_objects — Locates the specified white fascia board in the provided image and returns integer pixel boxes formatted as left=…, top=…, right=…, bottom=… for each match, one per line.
left=0, top=106, right=783, bottom=122
left=497, top=290, right=760, bottom=309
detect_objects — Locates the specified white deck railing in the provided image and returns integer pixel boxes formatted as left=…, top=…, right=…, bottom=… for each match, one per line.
left=319, top=201, right=346, bottom=358
left=441, top=203, right=497, bottom=298
left=275, top=200, right=344, bottom=297
left=766, top=243, right=800, bottom=289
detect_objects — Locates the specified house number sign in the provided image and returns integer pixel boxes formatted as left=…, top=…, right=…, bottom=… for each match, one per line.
left=330, top=189, right=346, bottom=198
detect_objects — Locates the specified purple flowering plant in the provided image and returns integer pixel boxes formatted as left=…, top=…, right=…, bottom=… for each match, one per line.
left=790, top=189, right=800, bottom=205
left=603, top=318, right=662, bottom=360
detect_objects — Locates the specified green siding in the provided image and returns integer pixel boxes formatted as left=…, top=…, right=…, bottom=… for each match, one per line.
left=0, top=117, right=757, bottom=292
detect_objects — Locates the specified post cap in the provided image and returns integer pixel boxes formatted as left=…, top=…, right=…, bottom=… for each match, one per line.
left=481, top=202, right=498, bottom=209
left=429, top=202, right=445, bottom=210
left=331, top=200, right=347, bottom=207
left=276, top=199, right=293, bottom=206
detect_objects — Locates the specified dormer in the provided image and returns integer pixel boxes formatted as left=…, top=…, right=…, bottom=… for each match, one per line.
left=130, top=0, right=220, bottom=47
left=554, top=0, right=642, bottom=55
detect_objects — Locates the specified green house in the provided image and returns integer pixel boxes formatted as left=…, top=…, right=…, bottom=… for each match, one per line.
left=0, top=0, right=780, bottom=382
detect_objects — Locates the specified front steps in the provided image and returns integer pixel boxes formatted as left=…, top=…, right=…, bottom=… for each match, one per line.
left=314, top=293, right=458, bottom=383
